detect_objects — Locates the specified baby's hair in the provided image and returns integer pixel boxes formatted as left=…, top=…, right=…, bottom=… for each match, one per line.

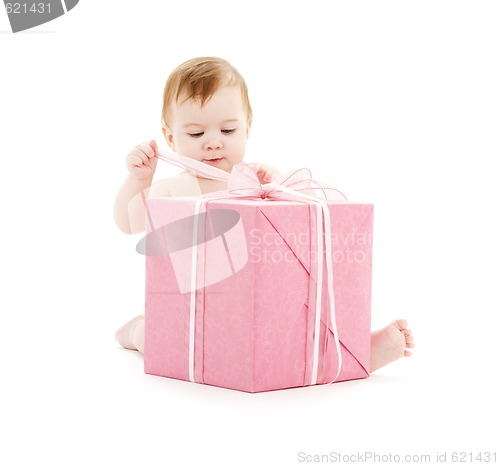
left=161, top=57, right=252, bottom=128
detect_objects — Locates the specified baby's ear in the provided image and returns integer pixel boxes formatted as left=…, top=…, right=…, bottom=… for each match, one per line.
left=163, top=126, right=175, bottom=151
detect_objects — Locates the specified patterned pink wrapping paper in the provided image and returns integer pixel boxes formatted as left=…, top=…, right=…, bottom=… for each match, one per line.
left=143, top=197, right=373, bottom=392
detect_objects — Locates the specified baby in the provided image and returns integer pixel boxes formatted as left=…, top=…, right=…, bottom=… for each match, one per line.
left=114, top=57, right=414, bottom=373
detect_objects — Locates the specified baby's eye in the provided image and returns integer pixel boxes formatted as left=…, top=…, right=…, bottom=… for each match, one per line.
left=188, top=132, right=204, bottom=138
left=221, top=128, right=236, bottom=135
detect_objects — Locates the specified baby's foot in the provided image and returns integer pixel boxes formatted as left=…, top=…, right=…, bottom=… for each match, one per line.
left=114, top=315, right=145, bottom=353
left=370, top=319, right=414, bottom=372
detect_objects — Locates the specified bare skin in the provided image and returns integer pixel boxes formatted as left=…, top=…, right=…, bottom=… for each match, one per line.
left=370, top=319, right=414, bottom=372
left=114, top=165, right=415, bottom=374
left=115, top=316, right=414, bottom=373
left=115, top=315, right=145, bottom=354
left=114, top=86, right=415, bottom=374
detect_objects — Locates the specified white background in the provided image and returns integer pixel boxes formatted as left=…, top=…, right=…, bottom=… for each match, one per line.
left=1, top=1, right=499, bottom=465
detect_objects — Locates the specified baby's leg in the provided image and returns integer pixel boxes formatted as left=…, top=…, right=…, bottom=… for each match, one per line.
left=115, top=315, right=145, bottom=354
left=115, top=315, right=415, bottom=372
left=370, top=319, right=414, bottom=372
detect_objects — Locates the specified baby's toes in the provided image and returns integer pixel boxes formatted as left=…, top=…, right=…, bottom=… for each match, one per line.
left=403, top=332, right=414, bottom=356
left=393, top=319, right=408, bottom=331
left=402, top=326, right=412, bottom=336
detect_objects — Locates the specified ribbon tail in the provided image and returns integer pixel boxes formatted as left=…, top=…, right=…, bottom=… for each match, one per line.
left=320, top=199, right=342, bottom=383
left=156, top=149, right=231, bottom=182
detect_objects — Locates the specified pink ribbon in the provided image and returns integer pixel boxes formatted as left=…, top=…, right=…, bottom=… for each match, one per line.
left=155, top=150, right=344, bottom=386
left=156, top=149, right=347, bottom=200
left=156, top=150, right=231, bottom=182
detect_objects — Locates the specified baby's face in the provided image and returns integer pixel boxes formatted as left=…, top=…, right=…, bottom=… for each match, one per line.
left=165, top=86, right=250, bottom=173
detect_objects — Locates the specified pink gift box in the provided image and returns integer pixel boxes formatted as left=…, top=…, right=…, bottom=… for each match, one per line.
left=143, top=197, right=373, bottom=392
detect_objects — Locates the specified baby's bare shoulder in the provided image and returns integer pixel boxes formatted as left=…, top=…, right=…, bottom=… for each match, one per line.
left=148, top=178, right=171, bottom=197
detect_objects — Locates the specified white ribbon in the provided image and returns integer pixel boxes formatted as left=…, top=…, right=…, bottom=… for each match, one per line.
left=155, top=150, right=343, bottom=386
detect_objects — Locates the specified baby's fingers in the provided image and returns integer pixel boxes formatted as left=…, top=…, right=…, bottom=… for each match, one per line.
left=149, top=139, right=159, bottom=156
left=258, top=168, right=277, bottom=184
left=127, top=153, right=147, bottom=168
left=136, top=142, right=156, bottom=163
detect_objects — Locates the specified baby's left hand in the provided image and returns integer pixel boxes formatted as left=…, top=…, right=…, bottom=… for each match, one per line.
left=244, top=162, right=281, bottom=184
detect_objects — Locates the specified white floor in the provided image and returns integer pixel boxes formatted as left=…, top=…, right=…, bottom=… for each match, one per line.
left=2, top=2, right=499, bottom=464
left=3, top=259, right=498, bottom=465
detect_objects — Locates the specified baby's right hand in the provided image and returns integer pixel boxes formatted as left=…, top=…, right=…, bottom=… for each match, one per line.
left=126, top=140, right=159, bottom=180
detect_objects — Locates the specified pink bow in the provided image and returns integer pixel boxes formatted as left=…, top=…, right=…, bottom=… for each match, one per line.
left=226, top=163, right=347, bottom=202
left=156, top=149, right=347, bottom=201
left=227, top=164, right=314, bottom=199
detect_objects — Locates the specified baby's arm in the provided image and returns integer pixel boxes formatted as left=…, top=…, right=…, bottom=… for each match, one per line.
left=114, top=141, right=159, bottom=234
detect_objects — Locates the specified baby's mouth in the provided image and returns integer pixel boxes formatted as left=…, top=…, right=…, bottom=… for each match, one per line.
left=202, top=157, right=224, bottom=164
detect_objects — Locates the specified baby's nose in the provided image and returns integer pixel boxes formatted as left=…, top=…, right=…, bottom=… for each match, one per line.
left=204, top=138, right=223, bottom=150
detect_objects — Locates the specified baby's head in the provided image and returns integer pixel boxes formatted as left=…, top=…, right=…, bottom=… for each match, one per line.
left=162, top=57, right=252, bottom=173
